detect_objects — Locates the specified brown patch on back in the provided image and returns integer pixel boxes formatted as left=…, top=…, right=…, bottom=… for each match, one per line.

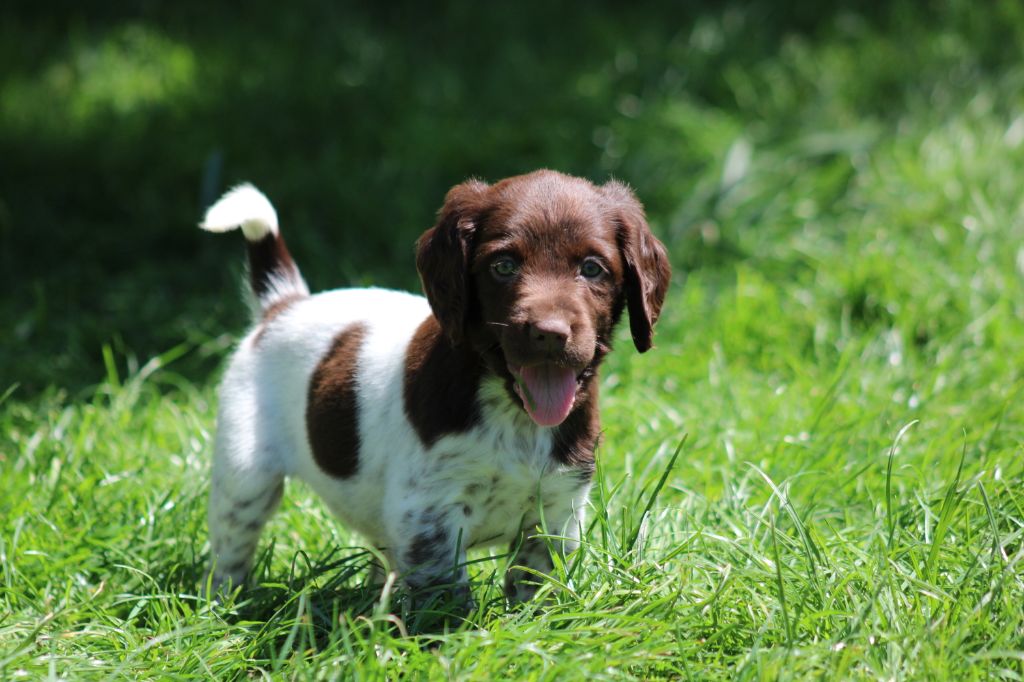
left=306, top=323, right=367, bottom=478
left=404, top=316, right=484, bottom=447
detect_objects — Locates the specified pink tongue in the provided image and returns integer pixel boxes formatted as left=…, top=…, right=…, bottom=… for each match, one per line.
left=517, top=365, right=577, bottom=426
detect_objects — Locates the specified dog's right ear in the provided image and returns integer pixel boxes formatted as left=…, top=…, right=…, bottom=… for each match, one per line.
left=415, top=179, right=490, bottom=344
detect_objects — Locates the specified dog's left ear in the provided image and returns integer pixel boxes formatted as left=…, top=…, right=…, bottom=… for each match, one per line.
left=416, top=179, right=490, bottom=344
left=602, top=180, right=671, bottom=353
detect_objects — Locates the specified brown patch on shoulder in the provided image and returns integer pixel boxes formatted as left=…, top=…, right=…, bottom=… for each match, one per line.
left=252, top=294, right=303, bottom=345
left=551, top=387, right=600, bottom=477
left=306, top=323, right=367, bottom=478
left=404, top=316, right=484, bottom=447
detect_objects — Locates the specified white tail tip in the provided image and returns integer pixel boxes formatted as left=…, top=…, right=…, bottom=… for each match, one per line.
left=200, top=183, right=279, bottom=241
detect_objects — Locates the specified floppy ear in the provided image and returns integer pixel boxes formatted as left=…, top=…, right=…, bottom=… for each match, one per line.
left=415, top=179, right=490, bottom=344
left=603, top=180, right=671, bottom=353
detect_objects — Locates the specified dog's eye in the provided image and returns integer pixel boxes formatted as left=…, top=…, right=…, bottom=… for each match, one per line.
left=491, top=256, right=520, bottom=280
left=580, top=258, right=605, bottom=279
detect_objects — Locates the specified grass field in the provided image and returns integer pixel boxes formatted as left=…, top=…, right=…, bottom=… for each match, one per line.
left=2, top=1, right=1023, bottom=679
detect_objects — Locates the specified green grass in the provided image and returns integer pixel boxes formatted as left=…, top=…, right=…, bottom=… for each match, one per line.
left=2, top=1, right=1024, bottom=679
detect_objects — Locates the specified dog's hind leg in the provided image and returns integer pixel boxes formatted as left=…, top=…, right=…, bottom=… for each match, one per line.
left=207, top=468, right=284, bottom=591
left=206, top=419, right=286, bottom=592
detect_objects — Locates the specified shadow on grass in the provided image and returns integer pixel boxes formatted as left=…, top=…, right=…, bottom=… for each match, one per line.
left=161, top=544, right=496, bottom=649
left=0, top=1, right=882, bottom=397
left=5, top=0, right=1021, bottom=397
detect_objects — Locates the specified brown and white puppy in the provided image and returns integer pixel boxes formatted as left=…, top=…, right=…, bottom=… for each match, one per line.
left=201, top=170, right=670, bottom=607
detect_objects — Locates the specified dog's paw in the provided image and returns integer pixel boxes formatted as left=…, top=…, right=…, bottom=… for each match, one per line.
left=504, top=568, right=548, bottom=605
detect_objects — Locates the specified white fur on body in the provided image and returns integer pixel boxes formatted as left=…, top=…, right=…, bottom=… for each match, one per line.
left=204, top=224, right=589, bottom=601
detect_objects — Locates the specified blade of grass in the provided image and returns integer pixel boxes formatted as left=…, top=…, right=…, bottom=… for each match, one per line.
left=887, top=420, right=919, bottom=550
left=925, top=438, right=969, bottom=583
left=626, top=434, right=686, bottom=553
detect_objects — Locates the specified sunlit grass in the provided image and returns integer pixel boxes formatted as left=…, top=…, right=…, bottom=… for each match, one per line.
left=0, top=23, right=197, bottom=137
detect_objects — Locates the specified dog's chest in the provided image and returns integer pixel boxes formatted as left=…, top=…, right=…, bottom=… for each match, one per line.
left=393, top=380, right=587, bottom=548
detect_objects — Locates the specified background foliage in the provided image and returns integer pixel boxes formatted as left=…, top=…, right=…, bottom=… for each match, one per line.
left=2, top=1, right=1023, bottom=679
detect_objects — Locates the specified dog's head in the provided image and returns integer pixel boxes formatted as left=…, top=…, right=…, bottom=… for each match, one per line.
left=416, top=170, right=670, bottom=427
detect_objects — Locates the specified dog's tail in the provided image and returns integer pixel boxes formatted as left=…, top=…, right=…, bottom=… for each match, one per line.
left=200, top=184, right=310, bottom=315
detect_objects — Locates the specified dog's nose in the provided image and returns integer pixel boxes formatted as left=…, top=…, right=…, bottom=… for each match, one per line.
left=529, top=318, right=571, bottom=352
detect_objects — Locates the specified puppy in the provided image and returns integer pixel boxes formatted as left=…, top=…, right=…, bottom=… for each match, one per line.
left=200, top=170, right=670, bottom=606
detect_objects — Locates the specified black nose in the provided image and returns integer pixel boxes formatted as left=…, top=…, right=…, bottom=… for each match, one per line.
left=529, top=318, right=571, bottom=352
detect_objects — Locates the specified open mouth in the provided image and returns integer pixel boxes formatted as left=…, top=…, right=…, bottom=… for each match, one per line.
left=509, top=363, right=581, bottom=427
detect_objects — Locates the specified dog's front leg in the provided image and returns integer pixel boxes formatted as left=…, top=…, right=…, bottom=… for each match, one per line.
left=504, top=529, right=555, bottom=604
left=505, top=507, right=583, bottom=604
left=394, top=509, right=473, bottom=613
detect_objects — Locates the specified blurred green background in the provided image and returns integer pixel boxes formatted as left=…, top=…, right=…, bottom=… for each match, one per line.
left=2, top=0, right=1022, bottom=395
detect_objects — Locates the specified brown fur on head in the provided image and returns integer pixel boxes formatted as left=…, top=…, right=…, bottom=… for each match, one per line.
left=415, top=170, right=671, bottom=418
